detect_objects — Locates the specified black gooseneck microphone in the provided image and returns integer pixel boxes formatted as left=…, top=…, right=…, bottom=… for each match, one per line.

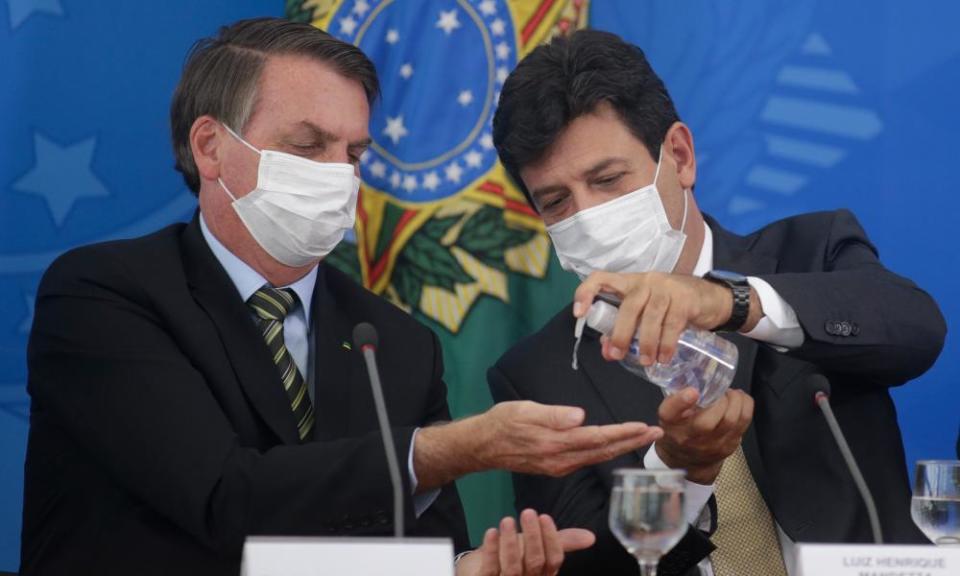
left=809, top=373, right=883, bottom=544
left=353, top=322, right=404, bottom=538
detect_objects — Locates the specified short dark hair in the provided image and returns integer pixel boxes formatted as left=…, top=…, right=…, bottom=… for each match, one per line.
left=170, top=17, right=379, bottom=194
left=493, top=29, right=679, bottom=206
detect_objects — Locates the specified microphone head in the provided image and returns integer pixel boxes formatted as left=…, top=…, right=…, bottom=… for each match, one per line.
left=353, top=322, right=379, bottom=350
left=807, top=373, right=831, bottom=403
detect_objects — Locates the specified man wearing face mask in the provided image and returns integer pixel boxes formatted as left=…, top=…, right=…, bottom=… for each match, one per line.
left=19, top=19, right=672, bottom=576
left=488, top=30, right=946, bottom=576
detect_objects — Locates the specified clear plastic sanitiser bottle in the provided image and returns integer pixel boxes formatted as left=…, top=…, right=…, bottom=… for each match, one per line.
left=578, top=299, right=738, bottom=407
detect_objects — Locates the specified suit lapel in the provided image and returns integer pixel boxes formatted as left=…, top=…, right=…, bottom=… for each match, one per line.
left=309, top=266, right=353, bottom=441
left=708, top=215, right=779, bottom=510
left=181, top=214, right=300, bottom=445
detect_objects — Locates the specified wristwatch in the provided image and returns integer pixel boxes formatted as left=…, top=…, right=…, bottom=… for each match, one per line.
left=703, top=270, right=751, bottom=332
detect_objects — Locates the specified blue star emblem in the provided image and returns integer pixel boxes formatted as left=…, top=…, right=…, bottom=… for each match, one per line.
left=12, top=132, right=110, bottom=227
left=331, top=0, right=517, bottom=202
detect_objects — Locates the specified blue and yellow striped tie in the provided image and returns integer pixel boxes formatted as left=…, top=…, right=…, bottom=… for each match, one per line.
left=247, top=285, right=315, bottom=442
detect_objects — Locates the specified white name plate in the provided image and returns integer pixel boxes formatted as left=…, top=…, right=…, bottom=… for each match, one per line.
left=796, top=543, right=960, bottom=576
left=241, top=537, right=454, bottom=576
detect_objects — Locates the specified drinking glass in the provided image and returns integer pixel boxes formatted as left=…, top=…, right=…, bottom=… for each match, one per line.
left=609, top=469, right=687, bottom=576
left=911, top=460, right=960, bottom=546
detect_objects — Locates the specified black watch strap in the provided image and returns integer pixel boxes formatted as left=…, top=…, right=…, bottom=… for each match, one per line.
left=704, top=271, right=751, bottom=332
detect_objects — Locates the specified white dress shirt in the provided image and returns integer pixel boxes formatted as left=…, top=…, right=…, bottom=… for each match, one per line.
left=199, top=214, right=439, bottom=516
left=642, top=222, right=802, bottom=576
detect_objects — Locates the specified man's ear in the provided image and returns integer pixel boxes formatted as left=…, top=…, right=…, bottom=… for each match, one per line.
left=190, top=115, right=223, bottom=182
left=665, top=122, right=696, bottom=190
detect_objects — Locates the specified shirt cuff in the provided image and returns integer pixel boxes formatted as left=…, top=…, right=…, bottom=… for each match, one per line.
left=643, top=442, right=715, bottom=527
left=409, top=428, right=440, bottom=518
left=744, top=276, right=804, bottom=349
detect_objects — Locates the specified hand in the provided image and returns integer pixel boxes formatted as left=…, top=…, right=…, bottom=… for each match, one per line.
left=474, top=400, right=663, bottom=477
left=455, top=509, right=595, bottom=576
left=655, top=388, right=754, bottom=484
left=573, top=271, right=759, bottom=365
left=414, top=401, right=662, bottom=490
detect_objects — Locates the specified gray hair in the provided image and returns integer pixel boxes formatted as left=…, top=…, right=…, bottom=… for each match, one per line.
left=170, top=17, right=379, bottom=194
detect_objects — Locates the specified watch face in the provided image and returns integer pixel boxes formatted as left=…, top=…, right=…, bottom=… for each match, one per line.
left=708, top=270, right=747, bottom=284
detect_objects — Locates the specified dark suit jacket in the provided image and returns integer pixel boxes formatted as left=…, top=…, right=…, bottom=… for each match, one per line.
left=21, top=214, right=469, bottom=576
left=489, top=210, right=946, bottom=576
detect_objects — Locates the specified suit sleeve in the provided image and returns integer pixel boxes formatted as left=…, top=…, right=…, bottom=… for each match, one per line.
left=27, top=249, right=455, bottom=556
left=757, top=209, right=946, bottom=386
left=407, top=330, right=471, bottom=552
left=488, top=364, right=713, bottom=576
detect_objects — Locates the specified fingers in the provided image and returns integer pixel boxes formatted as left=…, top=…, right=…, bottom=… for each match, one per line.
left=629, top=290, right=668, bottom=365
left=499, top=517, right=522, bottom=576
left=658, top=303, right=689, bottom=364
left=475, top=528, right=500, bottom=576
left=556, top=421, right=652, bottom=450
left=606, top=286, right=649, bottom=360
left=518, top=402, right=585, bottom=431
left=557, top=526, right=596, bottom=552
left=658, top=388, right=700, bottom=425
left=520, top=509, right=546, bottom=575
left=547, top=426, right=664, bottom=476
left=539, top=515, right=564, bottom=575
left=573, top=271, right=631, bottom=318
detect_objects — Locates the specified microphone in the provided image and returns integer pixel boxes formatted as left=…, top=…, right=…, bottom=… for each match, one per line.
left=809, top=374, right=883, bottom=544
left=353, top=322, right=404, bottom=538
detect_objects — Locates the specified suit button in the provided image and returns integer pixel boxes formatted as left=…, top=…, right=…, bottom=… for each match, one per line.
left=851, top=323, right=860, bottom=336
left=840, top=322, right=852, bottom=336
left=824, top=321, right=837, bottom=335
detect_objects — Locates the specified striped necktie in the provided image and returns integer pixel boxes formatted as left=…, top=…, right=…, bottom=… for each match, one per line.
left=711, top=445, right=788, bottom=576
left=247, top=285, right=315, bottom=442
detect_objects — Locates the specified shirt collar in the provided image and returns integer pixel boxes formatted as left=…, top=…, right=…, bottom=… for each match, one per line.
left=199, top=213, right=317, bottom=323
left=692, top=221, right=714, bottom=278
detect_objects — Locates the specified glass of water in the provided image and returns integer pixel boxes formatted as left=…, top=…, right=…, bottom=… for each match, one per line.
left=609, top=468, right=687, bottom=576
left=911, top=460, right=960, bottom=545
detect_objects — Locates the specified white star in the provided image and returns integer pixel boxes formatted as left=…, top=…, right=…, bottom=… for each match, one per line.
left=496, top=41, right=511, bottom=60
left=399, top=63, right=414, bottom=79
left=360, top=149, right=372, bottom=164
left=340, top=16, right=358, bottom=35
left=402, top=174, right=418, bottom=193
left=7, top=0, right=63, bottom=30
left=480, top=133, right=494, bottom=150
left=369, top=160, right=387, bottom=179
left=465, top=150, right=483, bottom=168
left=385, top=29, right=400, bottom=44
left=436, top=9, right=461, bottom=36
left=19, top=292, right=35, bottom=334
left=457, top=90, right=474, bottom=107
left=496, top=66, right=509, bottom=84
left=383, top=115, right=409, bottom=145
left=478, top=0, right=497, bottom=16
left=352, top=0, right=371, bottom=17
left=490, top=18, right=506, bottom=36
left=445, top=162, right=463, bottom=184
left=390, top=171, right=402, bottom=189
left=423, top=171, right=440, bottom=191
left=13, top=133, right=110, bottom=227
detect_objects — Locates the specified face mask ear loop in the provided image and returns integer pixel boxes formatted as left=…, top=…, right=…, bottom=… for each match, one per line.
left=217, top=178, right=239, bottom=202
left=652, top=145, right=665, bottom=188
left=222, top=123, right=262, bottom=156
left=678, top=188, right=690, bottom=234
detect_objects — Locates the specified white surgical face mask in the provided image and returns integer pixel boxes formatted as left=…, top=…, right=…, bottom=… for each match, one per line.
left=545, top=147, right=689, bottom=279
left=217, top=124, right=360, bottom=268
